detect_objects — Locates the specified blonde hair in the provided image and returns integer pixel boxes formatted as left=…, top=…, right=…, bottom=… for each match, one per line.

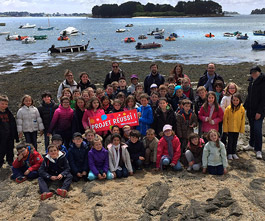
left=223, top=82, right=239, bottom=96
left=20, top=95, right=33, bottom=107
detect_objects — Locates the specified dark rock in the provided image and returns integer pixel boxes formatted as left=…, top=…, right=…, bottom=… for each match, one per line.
left=204, top=204, right=219, bottom=212
left=138, top=213, right=152, bottom=221
left=136, top=196, right=144, bottom=204
left=229, top=159, right=256, bottom=173
left=180, top=200, right=207, bottom=220
left=17, top=186, right=29, bottom=198
left=31, top=203, right=57, bottom=221
left=95, top=203, right=103, bottom=207
left=249, top=178, right=265, bottom=190
left=243, top=191, right=265, bottom=211
left=211, top=188, right=234, bottom=208
left=82, top=182, right=103, bottom=200
left=93, top=206, right=102, bottom=221
left=0, top=168, right=12, bottom=181
left=229, top=202, right=243, bottom=217
left=0, top=190, right=11, bottom=202
left=23, top=62, right=33, bottom=66
left=142, top=182, right=169, bottom=212
left=160, top=202, right=182, bottom=221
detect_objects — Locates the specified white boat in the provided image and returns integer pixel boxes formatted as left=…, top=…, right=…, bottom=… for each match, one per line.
left=0, top=31, right=10, bottom=35
left=147, top=28, right=165, bottom=35
left=22, top=37, right=36, bottom=44
left=116, top=29, right=126, bottom=33
left=19, top=23, right=36, bottom=29
left=60, top=27, right=79, bottom=36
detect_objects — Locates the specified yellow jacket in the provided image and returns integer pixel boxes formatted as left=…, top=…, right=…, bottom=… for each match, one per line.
left=223, top=104, right=245, bottom=133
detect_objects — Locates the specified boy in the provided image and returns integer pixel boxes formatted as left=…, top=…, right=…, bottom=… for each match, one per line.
left=51, top=134, right=68, bottom=157
left=68, top=132, right=89, bottom=182
left=150, top=84, right=158, bottom=94
left=110, top=99, right=124, bottom=113
left=182, top=78, right=195, bottom=104
left=11, top=143, right=43, bottom=183
left=38, top=144, right=73, bottom=200
left=127, top=74, right=139, bottom=94
left=105, top=84, right=115, bottom=100
left=84, top=129, right=96, bottom=150
left=126, top=130, right=145, bottom=170
left=0, top=95, right=19, bottom=168
left=71, top=89, right=81, bottom=109
left=135, top=83, right=144, bottom=93
left=149, top=91, right=159, bottom=115
left=122, top=125, right=131, bottom=142
left=176, top=99, right=198, bottom=153
left=195, top=86, right=207, bottom=136
left=115, top=77, right=130, bottom=97
left=166, top=83, right=176, bottom=109
left=172, top=85, right=187, bottom=111
left=158, top=85, right=168, bottom=98
left=136, top=93, right=153, bottom=136
left=38, top=92, right=58, bottom=150
left=111, top=81, right=119, bottom=95
left=143, top=128, right=159, bottom=167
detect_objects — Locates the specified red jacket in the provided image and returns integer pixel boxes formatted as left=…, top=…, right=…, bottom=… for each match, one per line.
left=82, top=108, right=105, bottom=129
left=156, top=135, right=181, bottom=168
left=12, top=146, right=43, bottom=172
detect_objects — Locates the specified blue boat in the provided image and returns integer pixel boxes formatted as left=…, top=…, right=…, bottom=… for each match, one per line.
left=38, top=27, right=54, bottom=31
left=252, top=41, right=265, bottom=50
left=154, top=34, right=164, bottom=39
left=253, top=30, right=265, bottom=36
left=236, top=34, right=248, bottom=40
left=170, top=33, right=178, bottom=38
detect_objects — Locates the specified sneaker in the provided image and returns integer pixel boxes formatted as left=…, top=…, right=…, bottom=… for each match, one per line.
left=187, top=166, right=192, bottom=172
left=40, top=192, right=53, bottom=200
left=232, top=154, right=239, bottom=160
left=256, top=151, right=263, bottom=159
left=15, top=176, right=27, bottom=183
left=227, top=154, right=233, bottom=160
left=243, top=144, right=254, bottom=151
left=56, top=188, right=67, bottom=198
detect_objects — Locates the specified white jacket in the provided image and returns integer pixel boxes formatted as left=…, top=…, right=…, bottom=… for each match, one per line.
left=17, top=105, right=44, bottom=133
left=57, top=79, right=78, bottom=102
left=220, top=95, right=231, bottom=112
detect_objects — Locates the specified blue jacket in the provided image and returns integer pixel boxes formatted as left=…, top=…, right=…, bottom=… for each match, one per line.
left=88, top=147, right=109, bottom=176
left=68, top=142, right=89, bottom=175
left=136, top=104, right=153, bottom=136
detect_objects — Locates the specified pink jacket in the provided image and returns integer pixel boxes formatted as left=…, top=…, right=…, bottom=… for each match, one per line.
left=198, top=105, right=223, bottom=133
left=82, top=109, right=105, bottom=130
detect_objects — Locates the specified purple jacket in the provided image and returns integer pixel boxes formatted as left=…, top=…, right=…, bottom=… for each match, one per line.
left=88, top=147, right=109, bottom=176
left=48, top=104, right=74, bottom=133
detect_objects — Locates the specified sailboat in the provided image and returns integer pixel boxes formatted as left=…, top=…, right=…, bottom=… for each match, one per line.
left=38, top=16, right=54, bottom=31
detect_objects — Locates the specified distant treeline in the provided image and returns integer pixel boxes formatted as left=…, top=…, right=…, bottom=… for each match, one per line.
left=0, top=11, right=90, bottom=17
left=92, top=0, right=223, bottom=18
left=251, top=8, right=265, bottom=14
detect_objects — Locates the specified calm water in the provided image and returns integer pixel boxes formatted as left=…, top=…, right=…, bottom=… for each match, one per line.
left=1, top=15, right=265, bottom=73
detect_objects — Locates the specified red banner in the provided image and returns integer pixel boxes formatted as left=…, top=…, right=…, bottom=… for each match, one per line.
left=89, top=109, right=139, bottom=132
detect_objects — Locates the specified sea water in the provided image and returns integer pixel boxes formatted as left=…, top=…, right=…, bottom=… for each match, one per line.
left=1, top=15, right=265, bottom=73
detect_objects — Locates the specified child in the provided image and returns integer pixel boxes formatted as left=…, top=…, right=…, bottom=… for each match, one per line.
left=88, top=137, right=113, bottom=181
left=126, top=130, right=145, bottom=171
left=166, top=83, right=176, bottom=108
left=155, top=125, right=182, bottom=171
left=202, top=129, right=228, bottom=175
left=68, top=132, right=89, bottom=182
left=72, top=97, right=86, bottom=135
left=83, top=129, right=96, bottom=150
left=71, top=89, right=81, bottom=110
left=150, top=84, right=158, bottom=94
left=198, top=91, right=224, bottom=137
left=136, top=93, right=153, bottom=136
left=11, top=143, right=43, bottom=183
left=149, top=91, right=159, bottom=114
left=152, top=97, right=177, bottom=138
left=38, top=144, right=73, bottom=200
left=143, top=128, right=159, bottom=167
left=101, top=95, right=113, bottom=114
left=110, top=99, right=124, bottom=113
left=182, top=77, right=195, bottom=104
left=135, top=83, right=144, bottom=93
left=77, top=72, right=96, bottom=91
left=104, top=125, right=121, bottom=148
left=158, top=85, right=168, bottom=98
left=17, top=95, right=44, bottom=150
left=116, top=92, right=126, bottom=107
left=51, top=134, right=68, bottom=157
left=185, top=133, right=204, bottom=172
left=96, top=88, right=105, bottom=101
left=60, top=88, right=75, bottom=110
left=0, top=95, right=19, bottom=167
left=176, top=99, right=197, bottom=153
left=124, top=95, right=136, bottom=111
left=172, top=85, right=187, bottom=111
left=127, top=74, right=139, bottom=94
left=81, top=90, right=90, bottom=105
left=223, top=93, right=245, bottom=160
left=195, top=86, right=207, bottom=136
left=122, top=125, right=131, bottom=142
left=105, top=84, right=115, bottom=100
left=111, top=81, right=119, bottom=95
left=38, top=92, right=58, bottom=150
left=86, top=87, right=95, bottom=98
left=115, top=77, right=130, bottom=97
left=213, top=80, right=224, bottom=104
left=220, top=82, right=239, bottom=112
left=107, top=134, right=133, bottom=178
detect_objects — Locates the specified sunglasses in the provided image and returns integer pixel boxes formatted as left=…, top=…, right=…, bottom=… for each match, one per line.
left=112, top=66, right=118, bottom=68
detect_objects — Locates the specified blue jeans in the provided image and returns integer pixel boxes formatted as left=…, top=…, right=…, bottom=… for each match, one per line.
left=11, top=165, right=39, bottom=179
left=24, top=131, right=38, bottom=150
left=88, top=170, right=113, bottom=181
left=207, top=165, right=224, bottom=175
left=248, top=117, right=264, bottom=152
left=44, top=130, right=50, bottom=151
left=115, top=166, right=129, bottom=178
left=162, top=157, right=182, bottom=171
left=132, top=159, right=143, bottom=170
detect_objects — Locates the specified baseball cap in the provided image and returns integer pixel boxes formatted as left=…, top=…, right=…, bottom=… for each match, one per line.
left=163, top=124, right=172, bottom=132
left=51, top=134, right=63, bottom=141
left=131, top=74, right=138, bottom=79
left=250, top=66, right=261, bottom=74
left=73, top=132, right=83, bottom=139
left=150, top=83, right=158, bottom=89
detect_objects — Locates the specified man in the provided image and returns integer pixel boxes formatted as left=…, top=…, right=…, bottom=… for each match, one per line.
left=144, top=64, right=165, bottom=95
left=243, top=66, right=265, bottom=159
left=197, top=63, right=224, bottom=91
left=103, top=62, right=125, bottom=89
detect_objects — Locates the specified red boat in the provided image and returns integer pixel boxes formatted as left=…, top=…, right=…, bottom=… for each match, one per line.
left=58, top=36, right=69, bottom=41
left=124, top=37, right=136, bottom=43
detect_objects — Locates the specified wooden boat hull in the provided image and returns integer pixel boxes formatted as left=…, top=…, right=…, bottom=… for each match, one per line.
left=48, top=41, right=90, bottom=53
left=136, top=42, right=162, bottom=50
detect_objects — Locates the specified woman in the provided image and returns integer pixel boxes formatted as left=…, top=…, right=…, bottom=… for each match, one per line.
left=170, top=64, right=190, bottom=85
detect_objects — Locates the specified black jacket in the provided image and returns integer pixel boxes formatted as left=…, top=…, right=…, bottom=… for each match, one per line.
left=197, top=71, right=224, bottom=91
left=194, top=96, right=206, bottom=116
left=144, top=73, right=165, bottom=95
left=103, top=70, right=125, bottom=89
left=244, top=73, right=265, bottom=119
left=72, top=108, right=85, bottom=134
left=0, top=108, right=19, bottom=142
left=126, top=140, right=145, bottom=161
left=38, top=101, right=58, bottom=131
left=77, top=80, right=96, bottom=91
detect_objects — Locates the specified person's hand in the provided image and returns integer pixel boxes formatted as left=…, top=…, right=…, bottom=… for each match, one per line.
left=112, top=172, right=116, bottom=178
left=19, top=132, right=23, bottom=139
left=24, top=169, right=30, bottom=176
left=255, top=113, right=261, bottom=120
left=82, top=171, right=87, bottom=176
left=57, top=174, right=63, bottom=180
left=170, top=163, right=175, bottom=167
left=205, top=117, right=209, bottom=122
left=223, top=168, right=228, bottom=175
left=189, top=161, right=194, bottom=166
left=39, top=130, right=44, bottom=136
left=209, top=120, right=215, bottom=125
left=77, top=172, right=82, bottom=177
left=98, top=174, right=104, bottom=180
left=139, top=156, right=145, bottom=161
left=129, top=172, right=133, bottom=176
left=137, top=112, right=141, bottom=118
left=50, top=176, right=57, bottom=180
left=102, top=173, right=107, bottom=179
left=159, top=131, right=164, bottom=138
left=202, top=168, right=207, bottom=174
left=17, top=153, right=24, bottom=161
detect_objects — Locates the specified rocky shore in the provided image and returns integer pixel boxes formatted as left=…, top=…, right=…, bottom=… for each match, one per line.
left=0, top=54, right=265, bottom=220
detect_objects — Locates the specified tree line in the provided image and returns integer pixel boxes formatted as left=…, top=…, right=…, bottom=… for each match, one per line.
left=92, top=0, right=223, bottom=18
left=251, top=8, right=265, bottom=14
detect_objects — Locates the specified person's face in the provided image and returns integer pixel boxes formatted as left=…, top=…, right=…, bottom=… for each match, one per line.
left=112, top=127, right=120, bottom=134
left=151, top=94, right=159, bottom=103
left=65, top=72, right=74, bottom=82
left=113, top=103, right=121, bottom=110
left=159, top=90, right=167, bottom=97
left=94, top=141, right=102, bottom=151
left=146, top=132, right=155, bottom=140
left=118, top=79, right=126, bottom=87
left=0, top=101, right=8, bottom=112
left=182, top=81, right=189, bottom=88
left=151, top=65, right=158, bottom=74
left=112, top=63, right=119, bottom=73
left=208, top=94, right=215, bottom=104
left=63, top=91, right=71, bottom=98
left=175, top=66, right=182, bottom=74
left=102, top=98, right=110, bottom=106
left=52, top=139, right=63, bottom=147
left=82, top=93, right=90, bottom=102
left=251, top=71, right=261, bottom=80
left=159, top=100, right=168, bottom=110
left=86, top=133, right=95, bottom=141
left=81, top=74, right=89, bottom=84
left=106, top=87, right=113, bottom=95
left=88, top=89, right=95, bottom=97
left=209, top=132, right=218, bottom=142
left=77, top=99, right=85, bottom=109
left=61, top=99, right=70, bottom=108
left=198, top=90, right=207, bottom=99
left=118, top=96, right=125, bottom=103
left=168, top=86, right=175, bottom=95
left=112, top=83, right=118, bottom=91
left=17, top=147, right=28, bottom=157
left=228, top=84, right=236, bottom=95
left=191, top=137, right=199, bottom=146
left=130, top=136, right=139, bottom=144
left=175, top=89, right=183, bottom=97
left=48, top=147, right=59, bottom=159
left=183, top=104, right=191, bottom=113
left=24, top=97, right=32, bottom=107
left=127, top=99, right=135, bottom=108
left=43, top=96, right=51, bottom=104
left=207, top=64, right=215, bottom=76
left=136, top=86, right=143, bottom=92
left=131, top=78, right=138, bottom=85
left=73, top=92, right=81, bottom=99
left=140, top=98, right=148, bottom=106
left=150, top=88, right=158, bottom=93
left=112, top=137, right=121, bottom=146
left=97, top=92, right=104, bottom=99
left=123, top=128, right=131, bottom=137
left=92, top=100, right=99, bottom=109
left=215, top=85, right=222, bottom=93
left=164, top=129, right=172, bottom=137
left=232, top=97, right=240, bottom=107
left=73, top=137, right=83, bottom=147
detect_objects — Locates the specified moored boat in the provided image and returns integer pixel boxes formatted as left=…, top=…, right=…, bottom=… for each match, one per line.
left=19, top=23, right=36, bottom=29
left=138, top=34, right=147, bottom=39
left=236, top=34, right=248, bottom=40
left=135, top=42, right=162, bottom=50
left=33, top=35, right=48, bottom=40
left=154, top=34, right=164, bottom=39
left=147, top=28, right=165, bottom=35
left=0, top=31, right=10, bottom=35
left=205, top=33, right=215, bottom=38
left=60, top=27, right=78, bottom=36
left=116, top=29, right=126, bottom=33
left=165, top=36, right=176, bottom=41
left=223, top=32, right=234, bottom=37
left=124, top=37, right=136, bottom=43
left=233, top=31, right=242, bottom=36
left=22, top=37, right=36, bottom=44
left=58, top=36, right=69, bottom=41
left=48, top=41, right=90, bottom=53
left=170, top=33, right=178, bottom=38
left=6, top=35, right=28, bottom=40
left=125, top=24, right=133, bottom=27
left=252, top=41, right=265, bottom=50
left=38, top=27, right=54, bottom=31
left=253, top=30, right=265, bottom=36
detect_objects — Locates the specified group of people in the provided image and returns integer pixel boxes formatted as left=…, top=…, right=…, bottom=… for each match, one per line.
left=0, top=62, right=264, bottom=201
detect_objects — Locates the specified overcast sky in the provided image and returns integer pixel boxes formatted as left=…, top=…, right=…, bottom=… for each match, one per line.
left=1, top=0, right=262, bottom=14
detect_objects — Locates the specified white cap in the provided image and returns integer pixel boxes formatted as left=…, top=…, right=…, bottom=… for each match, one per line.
left=163, top=124, right=172, bottom=132
left=150, top=83, right=158, bottom=89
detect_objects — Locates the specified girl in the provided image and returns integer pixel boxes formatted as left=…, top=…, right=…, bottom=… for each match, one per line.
left=116, top=92, right=126, bottom=108
left=77, top=72, right=96, bottom=91
left=96, top=88, right=105, bottom=101
left=220, top=82, right=239, bottom=111
left=213, top=80, right=224, bottom=104
left=185, top=133, right=204, bottom=172
left=223, top=93, right=245, bottom=160
left=202, top=129, right=228, bottom=175
left=72, top=97, right=86, bottom=135
left=101, top=95, right=113, bottom=114
left=83, top=128, right=96, bottom=150
left=198, top=91, right=224, bottom=136
left=17, top=95, right=44, bottom=150
left=107, top=134, right=133, bottom=178
left=47, top=96, right=74, bottom=149
left=88, top=137, right=113, bottom=181
left=155, top=124, right=182, bottom=171
left=124, top=95, right=136, bottom=111
left=170, top=64, right=190, bottom=86
left=60, top=88, right=75, bottom=110
left=110, top=99, right=124, bottom=113
left=81, top=90, right=90, bottom=105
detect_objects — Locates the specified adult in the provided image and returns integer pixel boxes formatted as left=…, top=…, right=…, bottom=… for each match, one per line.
left=57, top=69, right=78, bottom=102
left=103, top=62, right=125, bottom=89
left=197, top=63, right=224, bottom=91
left=144, top=64, right=165, bottom=95
left=243, top=66, right=265, bottom=159
left=170, top=64, right=190, bottom=85
left=77, top=72, right=96, bottom=91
